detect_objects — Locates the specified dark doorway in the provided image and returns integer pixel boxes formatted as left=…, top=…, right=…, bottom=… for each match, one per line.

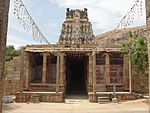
left=66, top=54, right=87, bottom=95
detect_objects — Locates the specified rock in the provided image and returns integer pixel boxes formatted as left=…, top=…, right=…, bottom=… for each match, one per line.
left=112, top=98, right=119, bottom=103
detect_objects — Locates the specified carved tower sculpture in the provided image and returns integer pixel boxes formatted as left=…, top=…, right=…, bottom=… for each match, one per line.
left=59, top=8, right=95, bottom=44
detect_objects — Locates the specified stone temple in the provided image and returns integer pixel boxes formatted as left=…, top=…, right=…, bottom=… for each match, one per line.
left=14, top=8, right=148, bottom=103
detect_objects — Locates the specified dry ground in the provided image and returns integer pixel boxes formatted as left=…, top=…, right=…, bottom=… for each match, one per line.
left=3, top=98, right=149, bottom=113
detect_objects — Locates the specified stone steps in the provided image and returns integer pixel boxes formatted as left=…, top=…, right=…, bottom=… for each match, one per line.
left=98, top=96, right=111, bottom=104
left=30, top=94, right=40, bottom=103
left=106, top=85, right=124, bottom=92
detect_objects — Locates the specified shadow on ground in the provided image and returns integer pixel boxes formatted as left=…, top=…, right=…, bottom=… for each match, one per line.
left=65, top=94, right=88, bottom=99
left=3, top=103, right=21, bottom=111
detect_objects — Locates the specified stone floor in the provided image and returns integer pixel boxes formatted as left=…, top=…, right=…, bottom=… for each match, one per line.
left=3, top=98, right=149, bottom=113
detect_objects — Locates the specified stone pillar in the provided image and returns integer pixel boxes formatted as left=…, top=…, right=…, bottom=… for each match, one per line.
left=42, top=53, right=47, bottom=83
left=59, top=53, right=65, bottom=84
left=129, top=59, right=132, bottom=93
left=104, top=53, right=110, bottom=84
left=88, top=53, right=93, bottom=86
left=123, top=56, right=129, bottom=90
left=0, top=0, right=10, bottom=112
left=56, top=51, right=60, bottom=93
left=20, top=49, right=25, bottom=91
left=23, top=52, right=30, bottom=90
left=92, top=52, right=96, bottom=93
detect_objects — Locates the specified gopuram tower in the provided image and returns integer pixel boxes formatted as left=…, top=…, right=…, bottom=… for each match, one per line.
left=59, top=8, right=95, bottom=44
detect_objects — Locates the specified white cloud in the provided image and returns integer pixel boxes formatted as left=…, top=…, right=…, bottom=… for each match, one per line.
left=7, top=33, right=41, bottom=49
left=50, top=0, right=146, bottom=34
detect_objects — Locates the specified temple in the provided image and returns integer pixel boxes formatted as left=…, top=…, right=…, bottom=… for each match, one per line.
left=15, top=8, right=147, bottom=103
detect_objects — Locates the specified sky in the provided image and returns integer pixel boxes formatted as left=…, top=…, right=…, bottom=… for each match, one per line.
left=7, top=0, right=146, bottom=49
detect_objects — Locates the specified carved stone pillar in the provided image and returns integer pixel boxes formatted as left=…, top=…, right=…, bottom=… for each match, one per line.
left=88, top=53, right=93, bottom=86
left=104, top=53, right=110, bottom=84
left=59, top=53, right=65, bottom=84
left=42, top=53, right=47, bottom=83
left=92, top=52, right=96, bottom=93
left=123, top=56, right=129, bottom=90
left=23, top=52, right=30, bottom=90
left=56, top=51, right=60, bottom=93
left=129, top=59, right=132, bottom=93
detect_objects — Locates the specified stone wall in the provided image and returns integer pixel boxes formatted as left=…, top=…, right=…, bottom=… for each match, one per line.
left=4, top=56, right=22, bottom=95
left=15, top=92, right=64, bottom=103
left=132, top=74, right=148, bottom=94
left=88, top=92, right=141, bottom=102
left=3, top=80, right=21, bottom=95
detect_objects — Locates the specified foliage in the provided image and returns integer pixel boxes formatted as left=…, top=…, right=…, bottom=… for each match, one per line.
left=5, top=45, right=22, bottom=61
left=4, top=66, right=14, bottom=75
left=121, top=31, right=148, bottom=75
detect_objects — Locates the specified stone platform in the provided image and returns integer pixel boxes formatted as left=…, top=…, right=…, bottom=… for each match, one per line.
left=15, top=91, right=64, bottom=103
left=88, top=92, right=142, bottom=102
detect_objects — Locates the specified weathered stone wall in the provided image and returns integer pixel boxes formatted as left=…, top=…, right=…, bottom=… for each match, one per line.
left=4, top=56, right=22, bottom=95
left=3, top=80, right=21, bottom=95
left=88, top=92, right=141, bottom=102
left=15, top=92, right=63, bottom=102
left=132, top=74, right=148, bottom=94
left=0, top=0, right=10, bottom=112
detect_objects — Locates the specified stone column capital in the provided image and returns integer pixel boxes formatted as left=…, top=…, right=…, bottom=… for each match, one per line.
left=87, top=52, right=92, bottom=56
left=60, top=52, right=66, bottom=56
left=103, top=52, right=112, bottom=57
left=42, top=52, right=48, bottom=56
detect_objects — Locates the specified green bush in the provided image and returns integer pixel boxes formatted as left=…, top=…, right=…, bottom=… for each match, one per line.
left=121, top=31, right=148, bottom=75
left=5, top=45, right=22, bottom=61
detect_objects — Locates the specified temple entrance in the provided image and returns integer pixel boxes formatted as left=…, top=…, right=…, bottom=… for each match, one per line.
left=66, top=54, right=87, bottom=95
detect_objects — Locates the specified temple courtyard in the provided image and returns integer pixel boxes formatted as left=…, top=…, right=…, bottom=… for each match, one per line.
left=3, top=98, right=148, bottom=113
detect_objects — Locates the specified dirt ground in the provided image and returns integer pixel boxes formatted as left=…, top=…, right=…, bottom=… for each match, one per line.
left=3, top=99, right=149, bottom=113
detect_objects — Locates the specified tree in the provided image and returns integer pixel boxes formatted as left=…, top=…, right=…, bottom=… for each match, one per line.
left=121, top=31, right=148, bottom=75
left=5, top=45, right=22, bottom=61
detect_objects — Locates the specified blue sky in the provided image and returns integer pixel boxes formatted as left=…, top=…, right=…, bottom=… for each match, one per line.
left=7, top=0, right=146, bottom=48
